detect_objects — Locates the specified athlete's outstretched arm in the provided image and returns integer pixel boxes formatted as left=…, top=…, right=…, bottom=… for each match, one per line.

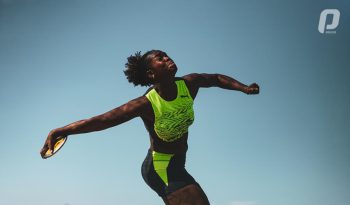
left=40, top=96, right=148, bottom=157
left=184, top=73, right=259, bottom=94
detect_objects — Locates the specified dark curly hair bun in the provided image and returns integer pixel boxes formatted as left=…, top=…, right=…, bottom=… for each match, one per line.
left=123, top=51, right=152, bottom=87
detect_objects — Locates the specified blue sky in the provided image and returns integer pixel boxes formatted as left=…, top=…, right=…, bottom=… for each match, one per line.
left=0, top=0, right=349, bottom=205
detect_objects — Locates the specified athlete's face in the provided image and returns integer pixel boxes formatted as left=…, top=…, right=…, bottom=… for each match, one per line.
left=147, top=51, right=177, bottom=83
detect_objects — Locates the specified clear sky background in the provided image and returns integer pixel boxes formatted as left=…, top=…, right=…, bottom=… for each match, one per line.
left=0, top=0, right=349, bottom=205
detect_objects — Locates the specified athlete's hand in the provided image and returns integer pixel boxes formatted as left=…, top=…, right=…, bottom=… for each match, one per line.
left=40, top=129, right=60, bottom=159
left=244, top=83, right=259, bottom=95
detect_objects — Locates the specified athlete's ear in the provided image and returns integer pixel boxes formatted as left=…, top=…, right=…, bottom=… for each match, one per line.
left=147, top=69, right=155, bottom=80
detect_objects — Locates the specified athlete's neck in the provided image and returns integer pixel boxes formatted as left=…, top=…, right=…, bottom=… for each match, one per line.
left=154, top=80, right=177, bottom=101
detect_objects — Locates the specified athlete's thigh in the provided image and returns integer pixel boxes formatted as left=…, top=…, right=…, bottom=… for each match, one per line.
left=165, top=184, right=210, bottom=205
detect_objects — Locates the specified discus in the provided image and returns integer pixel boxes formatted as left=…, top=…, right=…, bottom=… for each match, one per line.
left=42, top=136, right=67, bottom=159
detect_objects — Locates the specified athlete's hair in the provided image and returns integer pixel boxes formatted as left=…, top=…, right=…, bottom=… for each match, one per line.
left=124, top=50, right=162, bottom=87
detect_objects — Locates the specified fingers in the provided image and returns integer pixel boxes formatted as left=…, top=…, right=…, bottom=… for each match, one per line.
left=48, top=138, right=54, bottom=153
left=40, top=132, right=55, bottom=159
left=252, top=86, right=259, bottom=94
left=40, top=143, right=49, bottom=159
left=40, top=147, right=46, bottom=158
left=255, top=83, right=260, bottom=94
left=250, top=83, right=259, bottom=89
left=248, top=83, right=260, bottom=94
left=47, top=131, right=59, bottom=153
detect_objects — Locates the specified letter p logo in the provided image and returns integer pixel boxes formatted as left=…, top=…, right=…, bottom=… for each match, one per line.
left=318, top=9, right=340, bottom=34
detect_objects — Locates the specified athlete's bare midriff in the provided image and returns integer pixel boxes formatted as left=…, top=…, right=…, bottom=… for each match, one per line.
left=141, top=77, right=199, bottom=155
left=141, top=113, right=189, bottom=154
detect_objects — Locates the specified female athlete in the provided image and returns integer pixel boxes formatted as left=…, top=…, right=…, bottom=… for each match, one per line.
left=40, top=50, right=259, bottom=205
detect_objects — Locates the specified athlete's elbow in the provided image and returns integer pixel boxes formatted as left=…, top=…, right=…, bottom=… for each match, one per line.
left=99, top=113, right=135, bottom=129
left=213, top=73, right=220, bottom=86
left=85, top=115, right=115, bottom=131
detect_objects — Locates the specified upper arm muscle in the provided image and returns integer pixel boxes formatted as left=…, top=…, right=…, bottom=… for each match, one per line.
left=183, top=73, right=218, bottom=88
left=95, top=96, right=148, bottom=126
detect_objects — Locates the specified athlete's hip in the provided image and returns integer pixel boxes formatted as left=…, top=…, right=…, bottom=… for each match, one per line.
left=141, top=149, right=196, bottom=197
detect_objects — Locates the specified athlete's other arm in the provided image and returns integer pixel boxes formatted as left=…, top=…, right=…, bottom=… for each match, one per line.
left=40, top=96, right=148, bottom=157
left=183, top=73, right=259, bottom=94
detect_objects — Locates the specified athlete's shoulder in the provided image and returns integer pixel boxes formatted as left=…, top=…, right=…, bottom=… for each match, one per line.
left=181, top=73, right=205, bottom=83
left=125, top=95, right=152, bottom=119
left=127, top=95, right=149, bottom=107
left=181, top=73, right=198, bottom=80
left=180, top=73, right=201, bottom=89
left=182, top=73, right=218, bottom=88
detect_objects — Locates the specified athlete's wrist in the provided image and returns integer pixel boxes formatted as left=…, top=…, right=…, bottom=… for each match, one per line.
left=242, top=86, right=249, bottom=94
left=51, top=128, right=66, bottom=138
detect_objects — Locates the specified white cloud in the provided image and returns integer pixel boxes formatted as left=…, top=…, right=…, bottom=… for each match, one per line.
left=228, top=201, right=256, bottom=205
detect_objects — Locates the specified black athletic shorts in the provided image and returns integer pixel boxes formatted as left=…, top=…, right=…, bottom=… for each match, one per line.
left=141, top=149, right=198, bottom=197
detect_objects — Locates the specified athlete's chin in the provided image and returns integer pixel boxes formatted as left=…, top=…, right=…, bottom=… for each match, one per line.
left=170, top=70, right=177, bottom=78
left=169, top=66, right=178, bottom=75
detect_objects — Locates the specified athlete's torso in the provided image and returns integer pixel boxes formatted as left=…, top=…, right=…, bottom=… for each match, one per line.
left=141, top=77, right=199, bottom=154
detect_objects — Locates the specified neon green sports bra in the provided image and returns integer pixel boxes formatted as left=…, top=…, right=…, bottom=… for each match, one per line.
left=145, top=79, right=195, bottom=142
